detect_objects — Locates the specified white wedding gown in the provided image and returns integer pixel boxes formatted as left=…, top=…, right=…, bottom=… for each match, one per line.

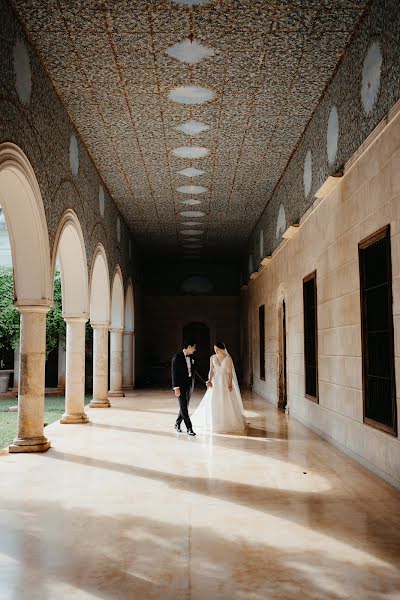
left=191, top=353, right=246, bottom=434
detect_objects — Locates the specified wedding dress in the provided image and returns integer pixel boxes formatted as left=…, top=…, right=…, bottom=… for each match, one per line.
left=191, top=351, right=246, bottom=433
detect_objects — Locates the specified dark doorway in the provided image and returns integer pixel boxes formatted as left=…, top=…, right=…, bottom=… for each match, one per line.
left=359, top=225, right=397, bottom=435
left=183, top=322, right=211, bottom=386
left=259, top=305, right=265, bottom=381
left=278, top=299, right=287, bottom=410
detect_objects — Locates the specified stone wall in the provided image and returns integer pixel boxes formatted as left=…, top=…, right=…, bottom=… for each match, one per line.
left=142, top=295, right=240, bottom=388
left=242, top=102, right=400, bottom=487
left=245, top=0, right=400, bottom=280
left=0, top=0, right=137, bottom=283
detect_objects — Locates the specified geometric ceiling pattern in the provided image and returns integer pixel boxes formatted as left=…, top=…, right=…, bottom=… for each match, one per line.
left=14, top=0, right=368, bottom=260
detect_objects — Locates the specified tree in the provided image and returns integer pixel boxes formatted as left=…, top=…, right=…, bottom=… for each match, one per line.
left=0, top=267, right=66, bottom=367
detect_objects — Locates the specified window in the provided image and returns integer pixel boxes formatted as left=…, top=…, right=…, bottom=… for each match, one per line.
left=359, top=225, right=397, bottom=435
left=259, top=305, right=265, bottom=381
left=303, top=271, right=318, bottom=401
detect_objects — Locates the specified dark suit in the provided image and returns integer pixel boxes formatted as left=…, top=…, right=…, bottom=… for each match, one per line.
left=171, top=351, right=204, bottom=431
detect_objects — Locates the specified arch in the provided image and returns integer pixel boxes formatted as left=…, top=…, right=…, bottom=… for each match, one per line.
left=124, top=279, right=134, bottom=332
left=0, top=142, right=51, bottom=305
left=90, top=243, right=110, bottom=325
left=52, top=209, right=89, bottom=318
left=110, top=265, right=124, bottom=329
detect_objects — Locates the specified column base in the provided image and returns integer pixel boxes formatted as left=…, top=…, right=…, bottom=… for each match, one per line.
left=108, top=390, right=125, bottom=397
left=60, top=412, right=89, bottom=424
left=122, top=385, right=134, bottom=392
left=9, top=436, right=51, bottom=453
left=89, top=398, right=111, bottom=408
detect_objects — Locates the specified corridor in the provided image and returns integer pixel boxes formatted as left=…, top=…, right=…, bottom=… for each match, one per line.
left=0, top=390, right=399, bottom=599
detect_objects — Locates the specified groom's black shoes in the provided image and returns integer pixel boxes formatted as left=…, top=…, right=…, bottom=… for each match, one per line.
left=187, top=429, right=196, bottom=436
left=174, top=423, right=182, bottom=433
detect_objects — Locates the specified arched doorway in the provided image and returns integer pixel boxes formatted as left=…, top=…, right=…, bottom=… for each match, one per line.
left=182, top=322, right=211, bottom=385
left=277, top=294, right=288, bottom=411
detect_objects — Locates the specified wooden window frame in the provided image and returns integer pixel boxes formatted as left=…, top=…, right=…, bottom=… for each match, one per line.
left=259, top=304, right=265, bottom=381
left=359, top=225, right=397, bottom=436
left=303, top=270, right=319, bottom=403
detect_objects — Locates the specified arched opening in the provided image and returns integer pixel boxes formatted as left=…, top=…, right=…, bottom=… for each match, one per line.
left=0, top=143, right=52, bottom=304
left=182, top=321, right=210, bottom=386
left=89, top=244, right=111, bottom=408
left=0, top=143, right=52, bottom=452
left=277, top=287, right=288, bottom=411
left=108, top=266, right=125, bottom=397
left=122, top=280, right=135, bottom=390
left=51, top=210, right=89, bottom=424
left=90, top=244, right=110, bottom=326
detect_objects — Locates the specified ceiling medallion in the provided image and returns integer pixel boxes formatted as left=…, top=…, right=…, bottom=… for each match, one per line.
left=172, top=146, right=209, bottom=159
left=179, top=199, right=202, bottom=206
left=176, top=121, right=209, bottom=136
left=177, top=185, right=207, bottom=195
left=181, top=230, right=203, bottom=235
left=169, top=85, right=214, bottom=105
left=180, top=222, right=203, bottom=226
left=172, top=0, right=211, bottom=5
left=165, top=39, right=215, bottom=65
left=179, top=211, right=205, bottom=218
left=177, top=167, right=205, bottom=177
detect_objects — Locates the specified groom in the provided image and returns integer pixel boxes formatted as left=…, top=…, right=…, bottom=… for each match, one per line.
left=171, top=339, right=207, bottom=436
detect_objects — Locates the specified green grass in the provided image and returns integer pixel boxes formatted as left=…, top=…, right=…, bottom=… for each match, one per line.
left=0, top=395, right=91, bottom=450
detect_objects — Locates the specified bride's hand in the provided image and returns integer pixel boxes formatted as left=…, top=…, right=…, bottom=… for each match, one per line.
left=228, top=384, right=232, bottom=392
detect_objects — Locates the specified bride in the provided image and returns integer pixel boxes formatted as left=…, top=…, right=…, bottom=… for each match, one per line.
left=191, top=341, right=247, bottom=434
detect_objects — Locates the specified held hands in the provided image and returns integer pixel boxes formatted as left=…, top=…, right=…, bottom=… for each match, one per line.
left=206, top=380, right=213, bottom=388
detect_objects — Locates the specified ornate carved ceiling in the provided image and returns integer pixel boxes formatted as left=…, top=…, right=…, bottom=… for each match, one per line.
left=13, top=0, right=368, bottom=260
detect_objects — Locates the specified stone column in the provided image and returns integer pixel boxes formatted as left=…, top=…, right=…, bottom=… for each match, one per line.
left=57, top=334, right=66, bottom=393
left=108, top=328, right=124, bottom=397
left=89, top=324, right=110, bottom=408
left=132, top=332, right=136, bottom=389
left=12, top=341, right=20, bottom=393
left=9, top=306, right=51, bottom=453
left=122, top=330, right=134, bottom=391
left=60, top=318, right=88, bottom=424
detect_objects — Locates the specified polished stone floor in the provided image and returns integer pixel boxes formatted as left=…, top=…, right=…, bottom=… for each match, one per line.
left=0, top=389, right=399, bottom=600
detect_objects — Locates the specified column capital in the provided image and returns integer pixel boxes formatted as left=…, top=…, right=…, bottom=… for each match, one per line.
left=123, top=329, right=134, bottom=336
left=63, top=316, right=88, bottom=324
left=91, top=322, right=110, bottom=330
left=109, top=327, right=124, bottom=334
left=16, top=304, right=50, bottom=315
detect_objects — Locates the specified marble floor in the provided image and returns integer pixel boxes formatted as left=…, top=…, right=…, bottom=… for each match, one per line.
left=0, top=390, right=399, bottom=600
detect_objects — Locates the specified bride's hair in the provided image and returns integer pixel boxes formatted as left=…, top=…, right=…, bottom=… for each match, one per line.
left=215, top=341, right=226, bottom=350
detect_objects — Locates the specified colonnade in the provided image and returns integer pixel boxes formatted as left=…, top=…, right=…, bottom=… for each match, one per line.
left=0, top=142, right=135, bottom=454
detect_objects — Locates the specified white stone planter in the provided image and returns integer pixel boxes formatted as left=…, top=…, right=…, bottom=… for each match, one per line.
left=0, top=370, right=13, bottom=393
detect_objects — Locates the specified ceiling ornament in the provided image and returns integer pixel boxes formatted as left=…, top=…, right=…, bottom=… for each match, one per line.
left=168, top=85, right=214, bottom=105
left=165, top=39, right=215, bottom=65
left=176, top=121, right=209, bottom=136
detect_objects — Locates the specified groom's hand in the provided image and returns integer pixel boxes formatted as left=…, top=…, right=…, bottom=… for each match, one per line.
left=174, top=387, right=180, bottom=397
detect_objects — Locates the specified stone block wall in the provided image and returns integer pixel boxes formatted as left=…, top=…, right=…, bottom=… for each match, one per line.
left=242, top=103, right=400, bottom=487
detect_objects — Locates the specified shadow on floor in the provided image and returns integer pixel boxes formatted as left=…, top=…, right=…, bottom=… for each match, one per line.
left=0, top=495, right=399, bottom=600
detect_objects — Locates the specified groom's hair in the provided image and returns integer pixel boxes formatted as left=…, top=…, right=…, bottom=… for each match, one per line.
left=215, top=341, right=226, bottom=350
left=183, top=339, right=196, bottom=349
